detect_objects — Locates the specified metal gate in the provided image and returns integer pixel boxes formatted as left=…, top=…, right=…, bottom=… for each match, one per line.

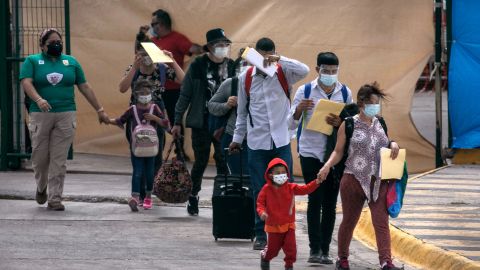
left=0, top=0, right=70, bottom=170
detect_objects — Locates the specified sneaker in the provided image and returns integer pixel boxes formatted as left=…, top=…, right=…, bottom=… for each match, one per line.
left=138, top=198, right=144, bottom=207
left=381, top=261, right=404, bottom=270
left=35, top=187, right=47, bottom=205
left=307, top=250, right=321, bottom=263
left=187, top=195, right=199, bottom=216
left=47, top=202, right=65, bottom=211
left=128, top=197, right=139, bottom=212
left=143, top=198, right=152, bottom=210
left=260, top=256, right=270, bottom=270
left=253, top=238, right=267, bottom=250
left=335, top=258, right=350, bottom=270
left=320, top=254, right=334, bottom=264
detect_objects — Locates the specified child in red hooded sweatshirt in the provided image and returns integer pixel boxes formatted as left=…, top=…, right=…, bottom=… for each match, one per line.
left=257, top=158, right=324, bottom=270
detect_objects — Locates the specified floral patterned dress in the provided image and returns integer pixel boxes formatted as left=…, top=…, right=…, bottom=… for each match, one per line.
left=344, top=115, right=389, bottom=202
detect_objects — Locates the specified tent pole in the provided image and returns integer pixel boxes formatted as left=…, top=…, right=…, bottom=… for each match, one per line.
left=434, top=0, right=444, bottom=167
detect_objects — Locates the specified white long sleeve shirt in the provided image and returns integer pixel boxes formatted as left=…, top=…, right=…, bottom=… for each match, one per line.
left=287, top=79, right=353, bottom=162
left=233, top=56, right=310, bottom=150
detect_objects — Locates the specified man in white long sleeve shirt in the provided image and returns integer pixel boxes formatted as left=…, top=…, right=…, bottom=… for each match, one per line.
left=229, top=38, right=309, bottom=250
left=287, top=52, right=353, bottom=265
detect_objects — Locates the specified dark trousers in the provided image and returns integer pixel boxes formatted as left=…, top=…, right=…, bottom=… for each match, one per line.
left=191, top=127, right=228, bottom=196
left=299, top=155, right=339, bottom=255
left=248, top=143, right=293, bottom=241
left=130, top=155, right=155, bottom=196
left=161, top=89, right=186, bottom=154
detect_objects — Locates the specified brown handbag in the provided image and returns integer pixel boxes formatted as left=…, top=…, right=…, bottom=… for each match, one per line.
left=153, top=139, right=192, bottom=203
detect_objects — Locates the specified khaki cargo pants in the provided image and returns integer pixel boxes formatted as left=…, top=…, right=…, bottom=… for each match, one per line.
left=28, top=111, right=76, bottom=203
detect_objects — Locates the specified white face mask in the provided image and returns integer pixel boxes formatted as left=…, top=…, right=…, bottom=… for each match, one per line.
left=319, top=74, right=338, bottom=87
left=363, top=104, right=381, bottom=118
left=137, top=94, right=152, bottom=104
left=272, top=173, right=288, bottom=185
left=213, top=47, right=229, bottom=59
left=148, top=27, right=158, bottom=38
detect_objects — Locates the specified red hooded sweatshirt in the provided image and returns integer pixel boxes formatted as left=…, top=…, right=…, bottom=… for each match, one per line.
left=256, top=158, right=320, bottom=233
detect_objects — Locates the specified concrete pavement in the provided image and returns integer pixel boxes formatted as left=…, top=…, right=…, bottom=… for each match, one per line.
left=0, top=159, right=414, bottom=270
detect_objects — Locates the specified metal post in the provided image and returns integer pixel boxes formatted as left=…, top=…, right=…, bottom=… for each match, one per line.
left=435, top=0, right=444, bottom=167
left=446, top=0, right=453, bottom=148
left=64, top=0, right=71, bottom=55
left=0, top=0, right=11, bottom=170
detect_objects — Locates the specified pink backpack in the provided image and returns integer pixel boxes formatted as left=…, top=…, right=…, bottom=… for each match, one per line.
left=131, top=105, right=159, bottom=157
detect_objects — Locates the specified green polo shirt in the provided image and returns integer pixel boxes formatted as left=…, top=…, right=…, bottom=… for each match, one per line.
left=19, top=53, right=87, bottom=112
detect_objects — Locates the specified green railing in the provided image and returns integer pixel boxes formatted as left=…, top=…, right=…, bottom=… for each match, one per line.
left=0, top=0, right=70, bottom=171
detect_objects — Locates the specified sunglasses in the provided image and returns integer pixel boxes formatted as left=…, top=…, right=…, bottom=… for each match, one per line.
left=151, top=22, right=160, bottom=27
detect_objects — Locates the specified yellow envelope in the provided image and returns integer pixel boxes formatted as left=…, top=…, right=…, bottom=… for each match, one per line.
left=305, top=99, right=345, bottom=135
left=380, top=148, right=406, bottom=180
left=140, top=42, right=173, bottom=63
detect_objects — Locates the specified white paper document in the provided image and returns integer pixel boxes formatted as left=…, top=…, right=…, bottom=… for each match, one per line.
left=241, top=47, right=276, bottom=77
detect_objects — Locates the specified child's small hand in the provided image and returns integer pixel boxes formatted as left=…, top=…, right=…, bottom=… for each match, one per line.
left=143, top=113, right=159, bottom=122
left=260, top=212, right=268, bottom=221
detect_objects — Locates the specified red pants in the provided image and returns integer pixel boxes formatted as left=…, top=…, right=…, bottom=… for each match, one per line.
left=337, top=174, right=392, bottom=265
left=261, top=229, right=296, bottom=268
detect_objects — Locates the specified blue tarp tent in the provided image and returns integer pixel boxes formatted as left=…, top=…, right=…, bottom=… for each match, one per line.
left=449, top=0, right=480, bottom=148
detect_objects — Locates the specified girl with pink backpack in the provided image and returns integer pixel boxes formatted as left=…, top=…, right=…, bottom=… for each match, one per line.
left=108, top=80, right=170, bottom=211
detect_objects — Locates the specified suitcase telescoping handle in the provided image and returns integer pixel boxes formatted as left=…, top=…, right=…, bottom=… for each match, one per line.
left=223, top=147, right=244, bottom=188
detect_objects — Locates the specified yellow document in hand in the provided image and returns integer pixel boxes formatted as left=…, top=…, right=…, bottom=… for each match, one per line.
left=380, top=148, right=406, bottom=180
left=305, top=99, right=345, bottom=135
left=141, top=42, right=173, bottom=63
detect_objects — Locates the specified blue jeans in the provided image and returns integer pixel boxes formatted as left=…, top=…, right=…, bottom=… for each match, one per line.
left=130, top=154, right=155, bottom=196
left=248, top=143, right=293, bottom=241
left=221, top=133, right=249, bottom=175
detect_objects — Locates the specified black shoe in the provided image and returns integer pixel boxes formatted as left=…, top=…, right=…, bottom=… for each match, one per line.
left=260, top=256, right=270, bottom=270
left=253, top=238, right=266, bottom=250
left=47, top=202, right=65, bottom=211
left=307, top=250, right=321, bottom=263
left=35, top=187, right=47, bottom=205
left=187, top=195, right=199, bottom=216
left=320, top=254, right=334, bottom=264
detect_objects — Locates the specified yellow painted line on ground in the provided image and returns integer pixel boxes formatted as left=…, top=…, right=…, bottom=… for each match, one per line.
left=353, top=209, right=480, bottom=270
left=408, top=165, right=451, bottom=182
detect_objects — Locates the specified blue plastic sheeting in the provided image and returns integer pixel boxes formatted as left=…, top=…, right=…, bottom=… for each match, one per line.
left=449, top=0, right=480, bottom=148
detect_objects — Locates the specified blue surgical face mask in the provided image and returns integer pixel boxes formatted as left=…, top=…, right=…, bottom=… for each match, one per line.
left=319, top=74, right=338, bottom=87
left=148, top=27, right=158, bottom=38
left=363, top=104, right=381, bottom=118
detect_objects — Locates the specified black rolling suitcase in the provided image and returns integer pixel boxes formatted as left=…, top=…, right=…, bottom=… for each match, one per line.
left=212, top=149, right=254, bottom=241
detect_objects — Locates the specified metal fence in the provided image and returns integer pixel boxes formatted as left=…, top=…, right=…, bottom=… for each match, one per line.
left=0, top=0, right=70, bottom=170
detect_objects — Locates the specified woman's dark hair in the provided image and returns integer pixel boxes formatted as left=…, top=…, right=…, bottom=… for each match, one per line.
left=133, top=79, right=154, bottom=94
left=152, top=9, right=172, bottom=30
left=317, top=52, right=339, bottom=66
left=357, top=82, right=388, bottom=105
left=135, top=30, right=151, bottom=53
left=39, top=28, right=62, bottom=46
left=255, top=37, right=275, bottom=52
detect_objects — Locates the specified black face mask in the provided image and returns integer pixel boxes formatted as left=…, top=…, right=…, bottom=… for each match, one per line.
left=46, top=41, right=63, bottom=56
